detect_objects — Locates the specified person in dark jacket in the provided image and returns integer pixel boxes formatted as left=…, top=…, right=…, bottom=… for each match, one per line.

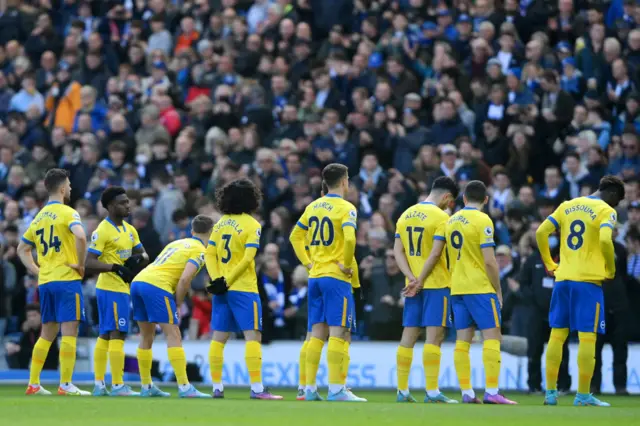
left=365, top=248, right=405, bottom=341
left=5, top=304, right=59, bottom=370
left=430, top=98, right=469, bottom=147
left=130, top=207, right=163, bottom=263
left=389, top=107, right=431, bottom=175
left=477, top=119, right=511, bottom=167
left=592, top=241, right=631, bottom=395
left=518, top=243, right=571, bottom=394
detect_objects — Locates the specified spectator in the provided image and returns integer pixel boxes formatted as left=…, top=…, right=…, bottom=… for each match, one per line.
left=365, top=248, right=404, bottom=341
left=9, top=73, right=44, bottom=115
left=5, top=304, right=59, bottom=370
left=44, top=60, right=82, bottom=134
left=151, top=170, right=185, bottom=245
left=73, top=86, right=108, bottom=134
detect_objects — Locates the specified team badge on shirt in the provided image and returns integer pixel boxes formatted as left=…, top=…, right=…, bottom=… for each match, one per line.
left=256, top=228, right=261, bottom=237
left=608, top=212, right=617, bottom=226
left=349, top=210, right=357, bottom=219
left=91, top=232, right=99, bottom=242
left=484, top=226, right=493, bottom=236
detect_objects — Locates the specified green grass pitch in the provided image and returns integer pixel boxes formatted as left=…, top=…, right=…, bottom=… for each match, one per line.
left=1, top=386, right=639, bottom=426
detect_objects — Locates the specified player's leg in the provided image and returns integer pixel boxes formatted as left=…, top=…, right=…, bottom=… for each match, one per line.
left=545, top=280, right=571, bottom=405
left=136, top=321, right=169, bottom=397
left=305, top=278, right=326, bottom=400
left=93, top=289, right=110, bottom=395
left=26, top=284, right=58, bottom=395
left=322, top=278, right=365, bottom=402
left=229, top=291, right=282, bottom=400
left=342, top=330, right=351, bottom=388
left=451, top=295, right=480, bottom=403
left=209, top=293, right=233, bottom=397
left=422, top=288, right=456, bottom=403
left=57, top=281, right=89, bottom=396
left=107, top=291, right=134, bottom=394
left=573, top=282, right=609, bottom=407
left=396, top=290, right=422, bottom=402
left=297, top=332, right=311, bottom=400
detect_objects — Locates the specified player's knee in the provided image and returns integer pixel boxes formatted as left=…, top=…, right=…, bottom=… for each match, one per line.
left=329, top=326, right=347, bottom=339
left=212, top=331, right=230, bottom=344
left=243, top=330, right=261, bottom=342
left=109, top=330, right=126, bottom=340
left=400, top=327, right=419, bottom=347
left=481, top=327, right=502, bottom=342
left=99, top=333, right=111, bottom=341
left=41, top=323, right=59, bottom=341
left=425, top=327, right=445, bottom=346
left=162, top=325, right=182, bottom=347
left=60, top=321, right=79, bottom=337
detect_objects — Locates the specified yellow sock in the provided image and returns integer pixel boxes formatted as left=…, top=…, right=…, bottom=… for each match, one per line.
left=136, top=348, right=153, bottom=385
left=298, top=341, right=308, bottom=388
left=453, top=340, right=471, bottom=390
left=577, top=332, right=597, bottom=394
left=245, top=341, right=262, bottom=385
left=327, top=337, right=345, bottom=388
left=545, top=328, right=569, bottom=391
left=483, top=339, right=501, bottom=390
left=109, top=339, right=125, bottom=386
left=93, top=337, right=109, bottom=383
left=423, top=344, right=441, bottom=392
left=167, top=347, right=188, bottom=386
left=209, top=340, right=225, bottom=384
left=396, top=346, right=413, bottom=391
left=60, top=336, right=77, bottom=384
left=29, top=338, right=52, bottom=385
left=305, top=337, right=324, bottom=389
left=341, top=341, right=350, bottom=386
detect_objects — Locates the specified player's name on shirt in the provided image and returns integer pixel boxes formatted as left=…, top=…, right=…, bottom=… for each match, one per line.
left=213, top=218, right=244, bottom=234
left=563, top=204, right=597, bottom=221
left=403, top=210, right=427, bottom=221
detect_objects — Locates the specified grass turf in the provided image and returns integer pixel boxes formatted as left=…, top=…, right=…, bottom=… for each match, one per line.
left=1, top=386, right=639, bottom=426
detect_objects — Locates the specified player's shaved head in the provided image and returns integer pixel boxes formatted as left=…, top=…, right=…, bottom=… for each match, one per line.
left=191, top=214, right=215, bottom=235
left=322, top=163, right=348, bottom=189
left=598, top=175, right=625, bottom=207
left=44, top=168, right=69, bottom=193
left=464, top=180, right=488, bottom=203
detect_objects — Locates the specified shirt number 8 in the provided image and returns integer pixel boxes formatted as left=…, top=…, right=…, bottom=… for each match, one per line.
left=567, top=220, right=585, bottom=250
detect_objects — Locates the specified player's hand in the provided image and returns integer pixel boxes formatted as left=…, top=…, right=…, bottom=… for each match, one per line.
left=112, top=264, right=135, bottom=283
left=402, top=278, right=420, bottom=297
left=207, top=276, right=228, bottom=295
left=336, top=262, right=353, bottom=278
left=66, top=263, right=85, bottom=277
left=305, top=263, right=313, bottom=271
left=497, top=293, right=503, bottom=308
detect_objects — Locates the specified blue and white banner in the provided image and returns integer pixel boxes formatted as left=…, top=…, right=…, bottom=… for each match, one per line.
left=83, top=340, right=640, bottom=394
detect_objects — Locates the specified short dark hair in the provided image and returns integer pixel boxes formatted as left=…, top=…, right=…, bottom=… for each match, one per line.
left=322, top=163, right=348, bottom=189
left=431, top=176, right=459, bottom=199
left=100, top=186, right=126, bottom=209
left=599, top=175, right=625, bottom=200
left=44, top=168, right=69, bottom=193
left=191, top=214, right=215, bottom=235
left=565, top=152, right=580, bottom=162
left=464, top=180, right=488, bottom=203
left=172, top=208, right=188, bottom=223
left=215, top=178, right=262, bottom=215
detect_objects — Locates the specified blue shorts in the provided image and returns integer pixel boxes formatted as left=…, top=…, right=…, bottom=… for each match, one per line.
left=39, top=280, right=85, bottom=324
left=451, top=293, right=501, bottom=331
left=308, top=277, right=355, bottom=329
left=131, top=281, right=178, bottom=325
left=96, top=289, right=130, bottom=335
left=549, top=280, right=605, bottom=334
left=403, top=288, right=452, bottom=328
left=306, top=295, right=357, bottom=333
left=211, top=291, right=262, bottom=332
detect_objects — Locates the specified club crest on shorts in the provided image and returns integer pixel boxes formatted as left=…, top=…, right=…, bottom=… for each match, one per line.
left=600, top=320, right=606, bottom=330
left=118, top=318, right=126, bottom=327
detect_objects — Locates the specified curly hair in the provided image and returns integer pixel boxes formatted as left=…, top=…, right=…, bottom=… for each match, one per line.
left=215, top=178, right=262, bottom=215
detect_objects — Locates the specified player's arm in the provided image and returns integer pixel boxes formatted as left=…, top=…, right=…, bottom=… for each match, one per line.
left=205, top=235, right=221, bottom=279
left=600, top=212, right=617, bottom=279
left=393, top=236, right=415, bottom=281
left=17, top=227, right=39, bottom=276
left=289, top=214, right=312, bottom=268
left=85, top=230, right=113, bottom=273
left=227, top=247, right=258, bottom=286
left=417, top=239, right=446, bottom=284
left=341, top=208, right=358, bottom=270
left=129, top=230, right=149, bottom=267
left=482, top=247, right=502, bottom=303
left=535, top=211, right=561, bottom=273
left=176, top=260, right=199, bottom=307
left=69, top=216, right=87, bottom=277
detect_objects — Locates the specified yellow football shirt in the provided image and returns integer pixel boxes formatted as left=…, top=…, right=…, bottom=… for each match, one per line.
left=207, top=213, right=261, bottom=293
left=548, top=196, right=617, bottom=284
left=395, top=201, right=450, bottom=289
left=134, top=237, right=206, bottom=294
left=305, top=244, right=360, bottom=289
left=89, top=218, right=142, bottom=294
left=21, top=201, right=83, bottom=285
left=445, top=207, right=496, bottom=295
left=295, top=194, right=357, bottom=282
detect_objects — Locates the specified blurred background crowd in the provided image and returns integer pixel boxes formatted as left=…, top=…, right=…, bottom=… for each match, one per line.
left=0, top=0, right=639, bottom=393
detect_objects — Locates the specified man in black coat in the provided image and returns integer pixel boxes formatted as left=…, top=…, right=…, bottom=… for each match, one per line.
left=519, top=244, right=571, bottom=394
left=592, top=241, right=631, bottom=395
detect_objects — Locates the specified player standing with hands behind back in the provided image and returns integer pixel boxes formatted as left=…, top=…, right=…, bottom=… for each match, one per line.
left=446, top=181, right=517, bottom=405
left=290, top=164, right=366, bottom=402
left=536, top=176, right=625, bottom=407
left=18, top=169, right=90, bottom=396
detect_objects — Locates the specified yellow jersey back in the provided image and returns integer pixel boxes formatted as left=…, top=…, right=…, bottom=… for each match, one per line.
left=134, top=237, right=206, bottom=293
left=21, top=201, right=83, bottom=285
left=297, top=194, right=357, bottom=282
left=89, top=218, right=142, bottom=294
left=395, top=202, right=450, bottom=289
left=549, top=196, right=617, bottom=284
left=445, top=207, right=496, bottom=295
left=208, top=213, right=261, bottom=293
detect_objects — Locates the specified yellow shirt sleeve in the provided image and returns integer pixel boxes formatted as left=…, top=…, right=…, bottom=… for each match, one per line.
left=245, top=221, right=261, bottom=249
left=88, top=226, right=107, bottom=256
left=22, top=222, right=35, bottom=246
left=132, top=227, right=142, bottom=250
left=188, top=248, right=206, bottom=274
left=479, top=216, right=495, bottom=248
left=68, top=208, right=83, bottom=232
left=434, top=219, right=446, bottom=242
